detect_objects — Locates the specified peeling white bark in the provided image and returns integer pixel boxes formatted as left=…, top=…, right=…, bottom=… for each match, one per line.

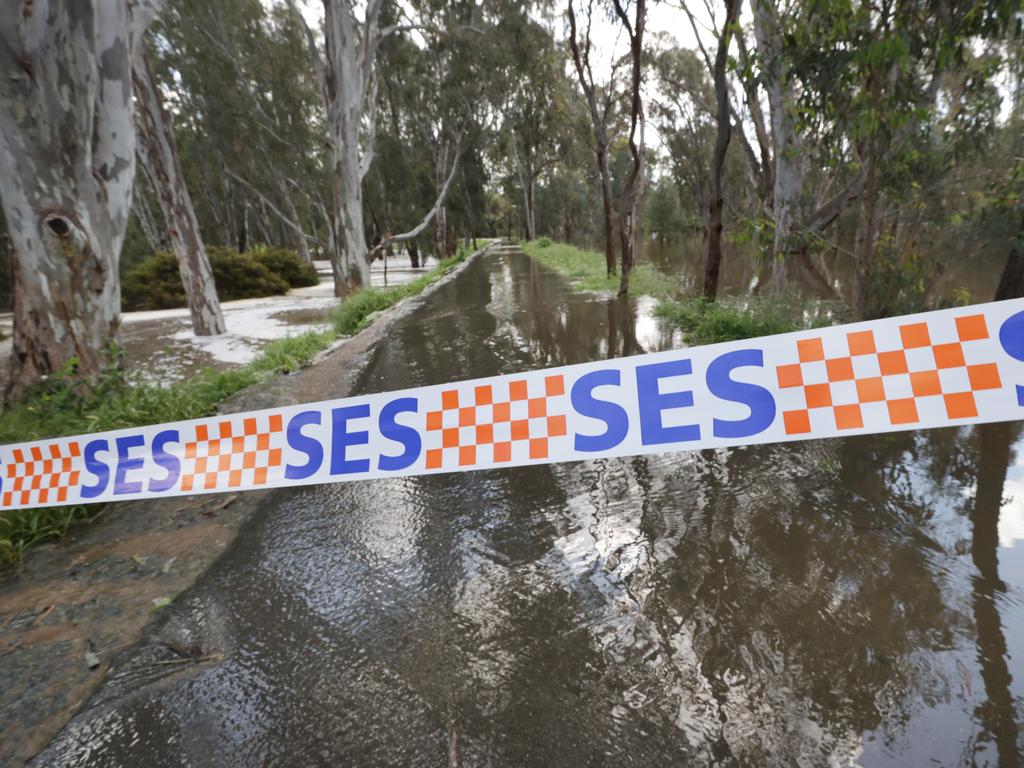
left=133, top=47, right=225, bottom=336
left=753, top=0, right=804, bottom=292
left=0, top=0, right=164, bottom=402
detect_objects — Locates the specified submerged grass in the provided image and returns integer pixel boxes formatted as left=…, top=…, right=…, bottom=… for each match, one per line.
left=520, top=239, right=675, bottom=300
left=0, top=244, right=475, bottom=567
left=520, top=238, right=844, bottom=346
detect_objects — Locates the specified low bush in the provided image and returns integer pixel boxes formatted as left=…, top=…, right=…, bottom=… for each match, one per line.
left=122, top=247, right=307, bottom=311
left=252, top=246, right=320, bottom=288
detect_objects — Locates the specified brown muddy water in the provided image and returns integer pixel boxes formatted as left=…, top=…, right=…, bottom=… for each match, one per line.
left=639, top=236, right=1006, bottom=306
left=32, top=248, right=1023, bottom=765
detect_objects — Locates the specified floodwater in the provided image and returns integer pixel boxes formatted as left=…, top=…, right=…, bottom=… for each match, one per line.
left=639, top=236, right=1006, bottom=306
left=0, top=260, right=435, bottom=386
left=36, top=247, right=1023, bottom=765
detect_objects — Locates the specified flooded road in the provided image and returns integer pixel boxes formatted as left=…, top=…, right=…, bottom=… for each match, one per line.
left=36, top=248, right=1023, bottom=765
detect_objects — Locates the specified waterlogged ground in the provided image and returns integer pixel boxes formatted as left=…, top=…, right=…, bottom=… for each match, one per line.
left=0, top=260, right=434, bottom=385
left=32, top=248, right=1024, bottom=765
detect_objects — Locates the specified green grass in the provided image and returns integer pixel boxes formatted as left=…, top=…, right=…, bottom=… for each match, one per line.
left=0, top=244, right=475, bottom=568
left=655, top=296, right=842, bottom=346
left=519, top=238, right=846, bottom=346
left=654, top=298, right=799, bottom=345
left=520, top=239, right=676, bottom=299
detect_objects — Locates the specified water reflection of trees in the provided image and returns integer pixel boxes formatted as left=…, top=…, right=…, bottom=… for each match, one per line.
left=523, top=426, right=1022, bottom=762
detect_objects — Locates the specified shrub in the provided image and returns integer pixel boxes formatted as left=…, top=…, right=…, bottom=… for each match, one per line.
left=207, top=247, right=290, bottom=301
left=537, top=236, right=553, bottom=248
left=122, top=248, right=291, bottom=311
left=252, top=246, right=320, bottom=288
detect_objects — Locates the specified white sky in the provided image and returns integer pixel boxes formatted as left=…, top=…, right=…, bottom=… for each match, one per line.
left=289, top=0, right=718, bottom=160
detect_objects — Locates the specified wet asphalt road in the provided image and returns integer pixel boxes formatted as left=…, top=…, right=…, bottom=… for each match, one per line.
left=34, top=248, right=1024, bottom=766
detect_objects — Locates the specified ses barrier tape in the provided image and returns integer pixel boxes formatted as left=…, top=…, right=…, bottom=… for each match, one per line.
left=3, top=298, right=1024, bottom=511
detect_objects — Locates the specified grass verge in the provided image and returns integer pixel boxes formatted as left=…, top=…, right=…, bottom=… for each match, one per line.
left=519, top=239, right=675, bottom=299
left=0, top=244, right=475, bottom=568
left=520, top=238, right=843, bottom=346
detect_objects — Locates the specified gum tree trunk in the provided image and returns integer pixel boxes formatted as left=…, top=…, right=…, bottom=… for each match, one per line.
left=753, top=0, right=805, bottom=292
left=0, top=0, right=164, bottom=403
left=611, top=0, right=646, bottom=297
left=703, top=0, right=740, bottom=301
left=434, top=138, right=450, bottom=258
left=132, top=48, right=225, bottom=336
left=568, top=0, right=617, bottom=276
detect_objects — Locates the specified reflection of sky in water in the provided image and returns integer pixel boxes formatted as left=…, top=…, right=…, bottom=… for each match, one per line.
left=998, top=445, right=1024, bottom=548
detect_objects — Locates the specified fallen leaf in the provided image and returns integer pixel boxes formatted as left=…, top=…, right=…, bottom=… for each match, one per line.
left=152, top=596, right=172, bottom=609
left=131, top=555, right=148, bottom=567
left=162, top=557, right=176, bottom=574
left=85, top=649, right=100, bottom=669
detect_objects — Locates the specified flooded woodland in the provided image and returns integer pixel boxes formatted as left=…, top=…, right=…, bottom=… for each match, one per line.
left=1, top=0, right=1023, bottom=765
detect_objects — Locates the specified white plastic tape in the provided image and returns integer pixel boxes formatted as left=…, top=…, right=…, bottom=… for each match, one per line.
left=3, top=299, right=1024, bottom=511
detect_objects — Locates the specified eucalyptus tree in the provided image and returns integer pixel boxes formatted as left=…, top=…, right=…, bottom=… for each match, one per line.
left=787, top=0, right=1017, bottom=316
left=567, top=0, right=621, bottom=276
left=701, top=0, right=740, bottom=301
left=0, top=0, right=164, bottom=402
left=495, top=13, right=567, bottom=242
left=611, top=0, right=646, bottom=296
left=133, top=46, right=226, bottom=335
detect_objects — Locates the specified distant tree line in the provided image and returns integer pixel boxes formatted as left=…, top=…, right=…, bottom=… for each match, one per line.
left=0, top=0, right=1020, bottom=402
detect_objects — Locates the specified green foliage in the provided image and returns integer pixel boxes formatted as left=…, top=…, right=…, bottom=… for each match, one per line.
left=206, top=247, right=290, bottom=301
left=331, top=245, right=471, bottom=335
left=0, top=245, right=478, bottom=568
left=252, top=247, right=320, bottom=288
left=654, top=296, right=839, bottom=346
left=520, top=240, right=675, bottom=299
left=537, top=236, right=553, bottom=248
left=122, top=247, right=307, bottom=311
left=861, top=239, right=941, bottom=319
left=654, top=298, right=799, bottom=345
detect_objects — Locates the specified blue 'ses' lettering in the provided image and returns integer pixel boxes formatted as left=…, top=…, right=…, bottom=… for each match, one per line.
left=635, top=359, right=700, bottom=445
left=286, top=411, right=324, bottom=480
left=571, top=369, right=629, bottom=452
left=378, top=397, right=421, bottom=471
left=706, top=349, right=776, bottom=439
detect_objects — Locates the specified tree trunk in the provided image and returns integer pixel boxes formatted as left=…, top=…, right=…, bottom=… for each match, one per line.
left=854, top=137, right=880, bottom=318
left=435, top=139, right=449, bottom=258
left=133, top=48, right=225, bottom=336
left=754, top=0, right=805, bottom=292
left=0, top=0, right=163, bottom=403
left=612, top=0, right=646, bottom=297
left=408, top=240, right=420, bottom=268
left=237, top=189, right=248, bottom=253
left=597, top=147, right=616, bottom=276
left=131, top=173, right=169, bottom=253
left=702, top=0, right=739, bottom=301
left=526, top=182, right=537, bottom=242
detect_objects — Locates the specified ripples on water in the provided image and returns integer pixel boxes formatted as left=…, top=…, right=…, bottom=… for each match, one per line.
left=37, top=249, right=1023, bottom=766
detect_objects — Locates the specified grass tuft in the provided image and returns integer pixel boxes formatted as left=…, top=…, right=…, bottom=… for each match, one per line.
left=655, top=296, right=842, bottom=345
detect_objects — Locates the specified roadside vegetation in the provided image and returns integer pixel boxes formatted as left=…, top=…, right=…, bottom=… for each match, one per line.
left=0, top=244, right=476, bottom=567
left=520, top=238, right=842, bottom=345
left=520, top=239, right=675, bottom=299
left=654, top=296, right=844, bottom=346
left=123, top=247, right=319, bottom=311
